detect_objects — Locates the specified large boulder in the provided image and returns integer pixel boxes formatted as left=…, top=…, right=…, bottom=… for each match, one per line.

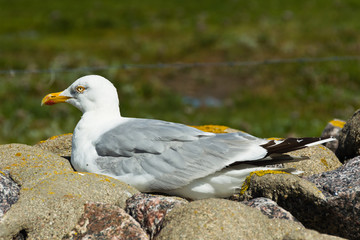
left=238, top=160, right=360, bottom=240
left=0, top=144, right=138, bottom=239
left=156, top=198, right=343, bottom=240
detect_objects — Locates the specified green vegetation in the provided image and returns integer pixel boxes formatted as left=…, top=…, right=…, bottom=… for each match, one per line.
left=1, top=0, right=360, bottom=144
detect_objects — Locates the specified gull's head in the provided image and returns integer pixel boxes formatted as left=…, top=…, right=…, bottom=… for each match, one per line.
left=41, top=75, right=120, bottom=113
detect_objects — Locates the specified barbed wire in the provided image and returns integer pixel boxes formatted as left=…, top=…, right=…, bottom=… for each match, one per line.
left=1, top=55, right=360, bottom=76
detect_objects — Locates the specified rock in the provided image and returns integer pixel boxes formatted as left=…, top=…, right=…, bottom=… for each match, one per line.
left=283, top=230, right=344, bottom=240
left=283, top=145, right=342, bottom=176
left=34, top=133, right=73, bottom=158
left=321, top=119, right=345, bottom=152
left=0, top=143, right=73, bottom=187
left=237, top=170, right=326, bottom=217
left=125, top=193, right=187, bottom=238
left=241, top=197, right=300, bottom=223
left=0, top=171, right=20, bottom=220
left=156, top=198, right=343, bottom=240
left=0, top=144, right=139, bottom=239
left=336, top=109, right=360, bottom=162
left=63, top=202, right=148, bottom=240
left=305, top=156, right=360, bottom=240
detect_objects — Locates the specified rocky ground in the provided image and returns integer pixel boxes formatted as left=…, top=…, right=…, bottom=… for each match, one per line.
left=0, top=117, right=359, bottom=239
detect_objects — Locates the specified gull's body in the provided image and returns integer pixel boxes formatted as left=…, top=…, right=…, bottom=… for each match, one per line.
left=42, top=75, right=334, bottom=200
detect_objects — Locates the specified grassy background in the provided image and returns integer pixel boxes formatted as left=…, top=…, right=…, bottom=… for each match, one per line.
left=1, top=0, right=360, bottom=144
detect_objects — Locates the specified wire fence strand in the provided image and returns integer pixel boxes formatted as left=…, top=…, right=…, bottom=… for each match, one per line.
left=1, top=55, right=360, bottom=76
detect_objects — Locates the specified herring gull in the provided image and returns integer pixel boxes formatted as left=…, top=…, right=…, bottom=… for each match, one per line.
left=41, top=75, right=334, bottom=199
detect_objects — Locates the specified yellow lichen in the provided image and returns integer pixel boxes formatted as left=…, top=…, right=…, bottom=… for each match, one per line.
left=318, top=145, right=327, bottom=151
left=329, top=119, right=345, bottom=128
left=190, top=125, right=230, bottom=133
left=267, top=137, right=284, bottom=140
left=320, top=158, right=329, bottom=167
left=239, top=170, right=289, bottom=195
left=15, top=152, right=22, bottom=157
left=36, top=133, right=72, bottom=144
left=63, top=194, right=81, bottom=199
left=49, top=133, right=72, bottom=140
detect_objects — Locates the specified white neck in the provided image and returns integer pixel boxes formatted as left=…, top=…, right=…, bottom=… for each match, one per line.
left=75, top=108, right=121, bottom=136
left=71, top=108, right=127, bottom=172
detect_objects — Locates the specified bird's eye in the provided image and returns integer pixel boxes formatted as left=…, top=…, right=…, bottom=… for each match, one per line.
left=76, top=86, right=86, bottom=93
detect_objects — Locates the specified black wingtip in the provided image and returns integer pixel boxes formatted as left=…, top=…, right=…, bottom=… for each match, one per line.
left=261, top=137, right=333, bottom=156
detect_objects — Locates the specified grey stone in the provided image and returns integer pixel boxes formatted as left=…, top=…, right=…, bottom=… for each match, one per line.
left=336, top=109, right=360, bottom=162
left=0, top=144, right=139, bottom=240
left=0, top=171, right=20, bottom=220
left=241, top=197, right=300, bottom=223
left=156, top=198, right=343, bottom=240
left=63, top=202, right=148, bottom=240
left=321, top=119, right=345, bottom=152
left=306, top=156, right=360, bottom=240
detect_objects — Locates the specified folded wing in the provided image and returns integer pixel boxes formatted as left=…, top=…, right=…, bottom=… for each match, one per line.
left=93, top=119, right=269, bottom=191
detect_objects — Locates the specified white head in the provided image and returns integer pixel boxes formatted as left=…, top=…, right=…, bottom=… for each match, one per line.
left=42, top=75, right=120, bottom=114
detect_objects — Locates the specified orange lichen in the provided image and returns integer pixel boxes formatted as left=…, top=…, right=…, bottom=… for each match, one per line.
left=15, top=152, right=22, bottom=157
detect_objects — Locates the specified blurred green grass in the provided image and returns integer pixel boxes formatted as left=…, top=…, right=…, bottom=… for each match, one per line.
left=1, top=0, right=360, bottom=144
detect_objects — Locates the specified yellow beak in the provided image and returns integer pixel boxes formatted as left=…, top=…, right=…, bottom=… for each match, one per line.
left=41, top=91, right=71, bottom=106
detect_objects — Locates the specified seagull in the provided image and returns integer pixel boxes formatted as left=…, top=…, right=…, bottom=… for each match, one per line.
left=41, top=75, right=334, bottom=200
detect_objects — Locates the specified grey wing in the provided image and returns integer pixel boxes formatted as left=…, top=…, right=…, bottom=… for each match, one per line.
left=94, top=119, right=268, bottom=191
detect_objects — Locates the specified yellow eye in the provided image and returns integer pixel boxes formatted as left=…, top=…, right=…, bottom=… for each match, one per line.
left=76, top=86, right=85, bottom=93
